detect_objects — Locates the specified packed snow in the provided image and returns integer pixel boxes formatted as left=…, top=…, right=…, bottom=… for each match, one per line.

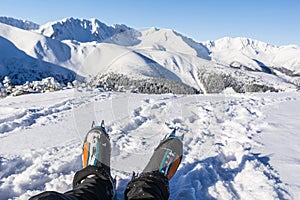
left=0, top=89, right=299, bottom=199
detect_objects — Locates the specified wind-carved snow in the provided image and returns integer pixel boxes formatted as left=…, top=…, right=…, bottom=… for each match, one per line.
left=0, top=90, right=299, bottom=199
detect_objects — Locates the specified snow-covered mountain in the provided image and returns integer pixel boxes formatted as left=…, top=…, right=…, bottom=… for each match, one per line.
left=37, top=17, right=135, bottom=43
left=0, top=17, right=300, bottom=94
left=0, top=22, right=78, bottom=85
left=204, top=37, right=300, bottom=75
left=0, top=16, right=39, bottom=30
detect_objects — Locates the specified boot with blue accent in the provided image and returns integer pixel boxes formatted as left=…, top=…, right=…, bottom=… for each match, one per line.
left=125, top=129, right=183, bottom=200
left=82, top=120, right=111, bottom=171
left=72, top=120, right=116, bottom=199
left=30, top=121, right=116, bottom=200
left=142, top=129, right=183, bottom=180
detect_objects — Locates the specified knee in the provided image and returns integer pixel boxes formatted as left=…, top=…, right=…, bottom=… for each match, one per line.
left=29, top=191, right=75, bottom=200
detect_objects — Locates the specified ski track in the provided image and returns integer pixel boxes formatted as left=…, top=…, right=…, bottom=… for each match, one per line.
left=0, top=90, right=297, bottom=199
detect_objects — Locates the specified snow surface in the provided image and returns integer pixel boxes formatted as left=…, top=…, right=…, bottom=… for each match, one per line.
left=0, top=89, right=299, bottom=199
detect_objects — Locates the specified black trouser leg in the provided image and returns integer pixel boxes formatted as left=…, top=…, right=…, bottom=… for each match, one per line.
left=124, top=172, right=170, bottom=200
left=29, top=191, right=77, bottom=200
left=30, top=166, right=114, bottom=200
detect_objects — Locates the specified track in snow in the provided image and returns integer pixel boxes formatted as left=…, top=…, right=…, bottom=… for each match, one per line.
left=0, top=89, right=298, bottom=199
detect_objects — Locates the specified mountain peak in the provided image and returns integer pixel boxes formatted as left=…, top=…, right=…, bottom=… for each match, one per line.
left=205, top=36, right=277, bottom=54
left=37, top=17, right=135, bottom=43
left=139, top=27, right=210, bottom=59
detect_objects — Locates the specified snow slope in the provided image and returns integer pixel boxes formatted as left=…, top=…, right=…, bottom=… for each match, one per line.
left=0, top=23, right=77, bottom=84
left=0, top=89, right=299, bottom=199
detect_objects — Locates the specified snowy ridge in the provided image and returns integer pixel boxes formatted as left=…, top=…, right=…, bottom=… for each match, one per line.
left=0, top=16, right=39, bottom=30
left=134, top=28, right=210, bottom=60
left=37, top=17, right=133, bottom=43
left=0, top=90, right=299, bottom=199
left=205, top=37, right=300, bottom=74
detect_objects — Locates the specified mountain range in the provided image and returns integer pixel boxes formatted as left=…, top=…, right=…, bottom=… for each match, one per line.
left=0, top=17, right=299, bottom=94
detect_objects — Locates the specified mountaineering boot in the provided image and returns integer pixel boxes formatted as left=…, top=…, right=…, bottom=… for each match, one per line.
left=142, top=129, right=183, bottom=179
left=125, top=129, right=184, bottom=200
left=72, top=120, right=116, bottom=199
left=31, top=121, right=116, bottom=200
left=82, top=120, right=111, bottom=170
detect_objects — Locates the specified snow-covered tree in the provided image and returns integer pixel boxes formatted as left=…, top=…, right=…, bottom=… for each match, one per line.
left=2, top=76, right=13, bottom=95
left=0, top=82, right=6, bottom=97
left=67, top=82, right=73, bottom=89
left=3, top=76, right=11, bottom=87
left=72, top=80, right=79, bottom=88
left=89, top=73, right=200, bottom=94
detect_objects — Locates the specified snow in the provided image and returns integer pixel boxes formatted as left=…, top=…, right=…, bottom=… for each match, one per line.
left=1, top=17, right=300, bottom=94
left=0, top=89, right=299, bottom=199
left=253, top=94, right=300, bottom=198
left=134, top=28, right=210, bottom=60
left=1, top=16, right=300, bottom=199
left=0, top=23, right=77, bottom=85
left=36, top=17, right=135, bottom=44
left=205, top=37, right=300, bottom=74
left=0, top=17, right=39, bottom=30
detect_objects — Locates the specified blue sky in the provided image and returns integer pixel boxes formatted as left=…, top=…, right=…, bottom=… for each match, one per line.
left=1, top=0, right=299, bottom=46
